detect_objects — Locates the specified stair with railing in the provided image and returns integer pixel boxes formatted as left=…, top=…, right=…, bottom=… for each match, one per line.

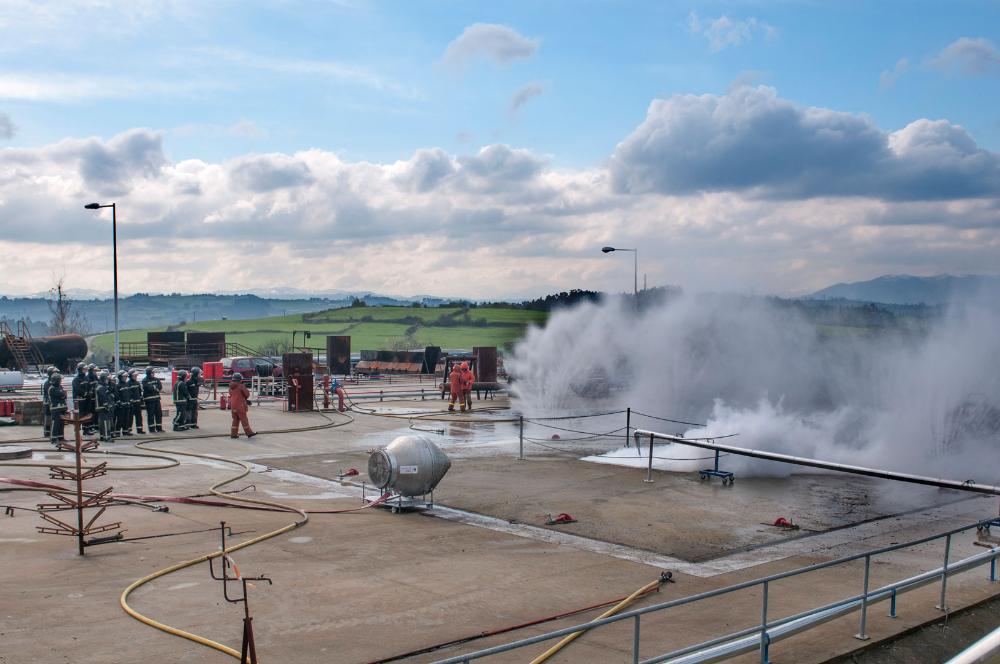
left=1, top=321, right=46, bottom=373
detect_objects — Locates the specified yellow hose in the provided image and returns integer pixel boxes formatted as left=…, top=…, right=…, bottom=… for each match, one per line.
left=528, top=577, right=666, bottom=664
left=118, top=410, right=352, bottom=660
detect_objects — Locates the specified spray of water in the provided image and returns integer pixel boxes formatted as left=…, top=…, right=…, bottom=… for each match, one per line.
left=509, top=294, right=1000, bottom=480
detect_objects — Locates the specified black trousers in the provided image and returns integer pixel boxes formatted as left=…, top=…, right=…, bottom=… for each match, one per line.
left=97, top=408, right=114, bottom=440
left=82, top=397, right=96, bottom=432
left=131, top=402, right=144, bottom=431
left=116, top=404, right=131, bottom=434
left=43, top=404, right=51, bottom=437
left=50, top=408, right=66, bottom=441
left=173, top=402, right=188, bottom=430
left=145, top=400, right=162, bottom=431
left=188, top=398, right=199, bottom=426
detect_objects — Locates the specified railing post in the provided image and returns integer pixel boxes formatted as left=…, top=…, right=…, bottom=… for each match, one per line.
left=380, top=390, right=384, bottom=402
left=632, top=614, right=641, bottom=664
left=517, top=416, right=525, bottom=461
left=991, top=554, right=997, bottom=582
left=625, top=407, right=631, bottom=448
left=855, top=554, right=871, bottom=640
left=889, top=587, right=898, bottom=618
left=421, top=388, right=425, bottom=401
left=760, top=580, right=770, bottom=664
left=644, top=432, right=654, bottom=483
left=936, top=533, right=951, bottom=612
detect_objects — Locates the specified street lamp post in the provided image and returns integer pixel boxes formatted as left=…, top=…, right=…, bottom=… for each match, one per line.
left=84, top=202, right=120, bottom=373
left=601, top=246, right=638, bottom=296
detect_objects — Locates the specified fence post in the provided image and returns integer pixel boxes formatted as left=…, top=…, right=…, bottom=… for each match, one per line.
left=991, top=554, right=997, bottom=583
left=632, top=615, right=641, bottom=664
left=644, top=432, right=654, bottom=483
left=517, top=416, right=525, bottom=461
left=936, top=533, right=951, bottom=612
left=855, top=554, right=871, bottom=640
left=760, top=581, right=770, bottom=664
left=625, top=407, right=631, bottom=448
left=889, top=587, right=898, bottom=618
left=380, top=390, right=384, bottom=402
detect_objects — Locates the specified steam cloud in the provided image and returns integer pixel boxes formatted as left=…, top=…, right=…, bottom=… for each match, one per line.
left=509, top=294, right=1000, bottom=481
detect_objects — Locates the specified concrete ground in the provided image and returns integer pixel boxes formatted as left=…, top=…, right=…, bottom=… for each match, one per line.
left=1, top=386, right=998, bottom=663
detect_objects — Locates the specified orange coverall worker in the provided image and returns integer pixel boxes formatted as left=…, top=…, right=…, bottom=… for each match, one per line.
left=228, top=380, right=256, bottom=438
left=448, top=365, right=466, bottom=412
left=461, top=363, right=474, bottom=411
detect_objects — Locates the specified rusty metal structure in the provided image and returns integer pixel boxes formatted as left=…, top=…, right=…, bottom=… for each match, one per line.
left=355, top=347, right=443, bottom=374
left=0, top=322, right=86, bottom=373
left=283, top=352, right=314, bottom=411
left=208, top=521, right=272, bottom=664
left=119, top=332, right=259, bottom=367
left=36, top=413, right=122, bottom=554
left=326, top=335, right=351, bottom=374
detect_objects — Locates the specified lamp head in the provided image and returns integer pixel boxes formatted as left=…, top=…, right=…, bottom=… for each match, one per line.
left=601, top=246, right=615, bottom=253
left=84, top=203, right=101, bottom=210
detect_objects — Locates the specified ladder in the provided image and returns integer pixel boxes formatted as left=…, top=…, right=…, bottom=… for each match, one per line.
left=0, top=321, right=47, bottom=373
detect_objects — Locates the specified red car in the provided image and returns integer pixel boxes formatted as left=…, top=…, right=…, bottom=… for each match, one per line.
left=221, top=356, right=282, bottom=382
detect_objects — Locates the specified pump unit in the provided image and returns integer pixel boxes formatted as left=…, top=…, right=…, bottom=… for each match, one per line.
left=367, top=435, right=451, bottom=509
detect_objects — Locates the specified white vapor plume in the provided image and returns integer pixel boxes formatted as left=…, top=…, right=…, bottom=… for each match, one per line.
left=509, top=294, right=1000, bottom=481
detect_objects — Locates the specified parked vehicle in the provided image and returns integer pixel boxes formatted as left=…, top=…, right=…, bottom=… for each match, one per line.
left=0, top=370, right=24, bottom=392
left=221, top=356, right=282, bottom=382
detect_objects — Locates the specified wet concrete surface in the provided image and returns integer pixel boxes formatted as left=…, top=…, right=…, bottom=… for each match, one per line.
left=1, top=394, right=998, bottom=664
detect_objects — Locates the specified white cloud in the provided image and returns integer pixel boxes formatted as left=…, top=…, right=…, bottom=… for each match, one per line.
left=0, top=72, right=225, bottom=103
left=689, top=12, right=777, bottom=52
left=927, top=37, right=1000, bottom=75
left=508, top=82, right=545, bottom=118
left=2, top=92, right=998, bottom=298
left=609, top=86, right=1000, bottom=201
left=879, top=58, right=909, bottom=90
left=443, top=23, right=540, bottom=67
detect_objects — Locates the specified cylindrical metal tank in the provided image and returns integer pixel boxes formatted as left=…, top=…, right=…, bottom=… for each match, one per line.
left=367, top=435, right=452, bottom=497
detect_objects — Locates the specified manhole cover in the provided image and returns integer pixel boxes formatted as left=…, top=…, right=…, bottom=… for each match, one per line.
left=0, top=445, right=33, bottom=460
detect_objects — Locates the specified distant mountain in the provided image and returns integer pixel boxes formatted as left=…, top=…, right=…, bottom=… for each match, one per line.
left=809, top=275, right=1000, bottom=305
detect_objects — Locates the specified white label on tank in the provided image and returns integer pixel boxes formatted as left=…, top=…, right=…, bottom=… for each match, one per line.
left=399, top=465, right=418, bottom=474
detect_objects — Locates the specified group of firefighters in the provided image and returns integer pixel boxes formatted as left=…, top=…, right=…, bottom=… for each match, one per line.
left=40, top=360, right=478, bottom=444
left=448, top=361, right=475, bottom=412
left=40, top=364, right=256, bottom=443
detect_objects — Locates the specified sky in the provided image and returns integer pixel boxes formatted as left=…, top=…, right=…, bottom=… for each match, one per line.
left=0, top=0, right=999, bottom=299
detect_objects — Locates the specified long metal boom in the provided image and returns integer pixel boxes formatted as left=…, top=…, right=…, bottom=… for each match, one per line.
left=633, top=429, right=1000, bottom=497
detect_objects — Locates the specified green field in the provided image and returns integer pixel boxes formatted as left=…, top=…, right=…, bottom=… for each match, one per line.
left=90, top=305, right=549, bottom=355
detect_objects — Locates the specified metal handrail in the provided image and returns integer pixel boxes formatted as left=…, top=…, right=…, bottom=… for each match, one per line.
left=945, top=625, right=1000, bottom=664
left=432, top=520, right=1000, bottom=663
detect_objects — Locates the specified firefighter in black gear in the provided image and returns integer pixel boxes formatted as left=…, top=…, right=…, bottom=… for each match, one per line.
left=172, top=370, right=190, bottom=431
left=128, top=369, right=144, bottom=434
left=48, top=373, right=68, bottom=445
left=95, top=371, right=115, bottom=442
left=41, top=366, right=57, bottom=438
left=71, top=362, right=87, bottom=418
left=84, top=364, right=99, bottom=434
left=142, top=367, right=163, bottom=433
left=115, top=371, right=132, bottom=436
left=187, top=366, right=203, bottom=429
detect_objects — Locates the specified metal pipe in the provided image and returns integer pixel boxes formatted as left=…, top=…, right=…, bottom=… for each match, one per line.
left=944, top=625, right=1000, bottom=664
left=111, top=203, right=120, bottom=374
left=626, top=407, right=631, bottom=448
left=633, top=429, right=1000, bottom=496
left=518, top=416, right=524, bottom=461
left=644, top=432, right=654, bottom=483
left=937, top=534, right=952, bottom=611
left=856, top=555, right=871, bottom=640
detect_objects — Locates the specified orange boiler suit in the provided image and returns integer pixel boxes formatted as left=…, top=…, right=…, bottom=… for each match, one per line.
left=461, top=366, right=474, bottom=411
left=228, top=381, right=255, bottom=438
left=448, top=367, right=465, bottom=412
